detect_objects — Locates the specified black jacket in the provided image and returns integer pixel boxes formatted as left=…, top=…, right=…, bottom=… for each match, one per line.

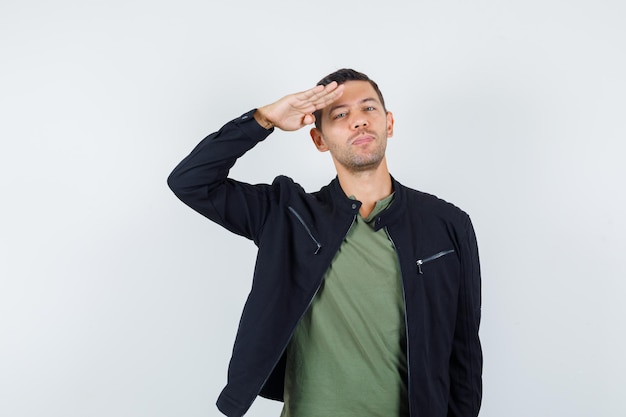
left=168, top=110, right=482, bottom=417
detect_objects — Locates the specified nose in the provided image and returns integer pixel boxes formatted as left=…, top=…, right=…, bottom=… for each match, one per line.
left=352, top=118, right=368, bottom=129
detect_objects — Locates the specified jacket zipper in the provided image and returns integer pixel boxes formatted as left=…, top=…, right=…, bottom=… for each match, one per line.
left=416, top=249, right=455, bottom=274
left=288, top=206, right=322, bottom=254
left=255, top=214, right=357, bottom=404
left=384, top=227, right=413, bottom=417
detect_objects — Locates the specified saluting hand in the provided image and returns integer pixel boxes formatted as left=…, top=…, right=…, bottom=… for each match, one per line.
left=254, top=82, right=344, bottom=131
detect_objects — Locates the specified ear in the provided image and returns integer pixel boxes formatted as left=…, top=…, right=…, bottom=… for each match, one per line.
left=386, top=111, right=395, bottom=138
left=310, top=128, right=329, bottom=152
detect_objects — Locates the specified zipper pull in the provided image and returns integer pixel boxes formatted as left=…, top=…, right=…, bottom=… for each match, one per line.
left=416, top=249, right=455, bottom=275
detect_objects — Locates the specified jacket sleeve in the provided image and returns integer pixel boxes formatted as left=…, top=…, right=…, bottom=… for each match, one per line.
left=167, top=110, right=275, bottom=243
left=448, top=214, right=483, bottom=417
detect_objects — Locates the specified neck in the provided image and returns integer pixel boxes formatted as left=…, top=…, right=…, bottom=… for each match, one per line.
left=335, top=158, right=393, bottom=218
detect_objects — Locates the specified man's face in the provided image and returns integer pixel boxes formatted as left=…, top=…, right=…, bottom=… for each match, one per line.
left=310, top=81, right=394, bottom=173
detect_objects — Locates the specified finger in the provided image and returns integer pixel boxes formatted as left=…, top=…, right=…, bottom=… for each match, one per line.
left=296, top=81, right=344, bottom=109
left=295, top=84, right=327, bottom=101
left=295, top=81, right=341, bottom=102
left=291, top=82, right=344, bottom=114
left=310, top=83, right=344, bottom=109
left=308, top=82, right=342, bottom=103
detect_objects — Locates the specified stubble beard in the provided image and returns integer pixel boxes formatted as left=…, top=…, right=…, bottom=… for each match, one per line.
left=332, top=133, right=387, bottom=173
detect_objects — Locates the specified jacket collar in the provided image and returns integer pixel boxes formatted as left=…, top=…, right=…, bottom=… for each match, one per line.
left=328, top=175, right=406, bottom=231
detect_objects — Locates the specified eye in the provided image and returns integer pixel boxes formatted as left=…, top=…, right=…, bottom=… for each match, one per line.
left=333, top=112, right=347, bottom=120
left=365, top=106, right=376, bottom=111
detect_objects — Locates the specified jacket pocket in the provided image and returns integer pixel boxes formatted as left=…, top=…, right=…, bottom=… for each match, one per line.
left=416, top=249, right=455, bottom=275
left=288, top=206, right=322, bottom=255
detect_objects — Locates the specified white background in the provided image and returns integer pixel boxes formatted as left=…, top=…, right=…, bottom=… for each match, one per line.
left=1, top=1, right=624, bottom=416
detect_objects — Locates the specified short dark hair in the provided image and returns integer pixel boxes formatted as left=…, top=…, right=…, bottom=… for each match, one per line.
left=313, top=68, right=386, bottom=129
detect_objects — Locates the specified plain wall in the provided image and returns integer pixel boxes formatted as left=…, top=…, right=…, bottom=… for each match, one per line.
left=1, top=1, right=624, bottom=416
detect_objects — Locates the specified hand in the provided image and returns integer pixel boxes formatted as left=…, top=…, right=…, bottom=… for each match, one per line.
left=254, top=82, right=344, bottom=131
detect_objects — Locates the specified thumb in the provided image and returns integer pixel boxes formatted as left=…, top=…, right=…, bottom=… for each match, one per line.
left=302, top=113, right=315, bottom=126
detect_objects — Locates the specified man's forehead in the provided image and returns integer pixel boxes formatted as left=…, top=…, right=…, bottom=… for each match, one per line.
left=324, top=81, right=380, bottom=111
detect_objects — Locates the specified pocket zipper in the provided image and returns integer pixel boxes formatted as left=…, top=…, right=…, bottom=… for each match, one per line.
left=416, top=249, right=455, bottom=274
left=288, top=206, right=322, bottom=254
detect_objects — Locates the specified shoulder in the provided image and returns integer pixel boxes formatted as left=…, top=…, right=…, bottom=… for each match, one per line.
left=267, top=175, right=321, bottom=206
left=271, top=175, right=307, bottom=194
left=396, top=180, right=472, bottom=228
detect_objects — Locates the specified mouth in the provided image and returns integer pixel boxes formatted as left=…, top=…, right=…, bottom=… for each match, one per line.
left=351, top=134, right=375, bottom=146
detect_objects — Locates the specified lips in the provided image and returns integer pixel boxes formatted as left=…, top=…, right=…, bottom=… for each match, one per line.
left=351, top=134, right=375, bottom=146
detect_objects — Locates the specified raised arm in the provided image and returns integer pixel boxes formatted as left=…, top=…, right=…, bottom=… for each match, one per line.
left=167, top=82, right=343, bottom=242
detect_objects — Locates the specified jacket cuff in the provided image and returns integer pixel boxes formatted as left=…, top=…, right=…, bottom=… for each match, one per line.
left=233, top=109, right=274, bottom=142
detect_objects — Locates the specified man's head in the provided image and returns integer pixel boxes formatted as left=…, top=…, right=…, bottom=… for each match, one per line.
left=309, top=69, right=394, bottom=175
left=313, top=69, right=387, bottom=130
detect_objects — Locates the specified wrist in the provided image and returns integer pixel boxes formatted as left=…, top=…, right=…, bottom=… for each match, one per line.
left=253, top=109, right=275, bottom=130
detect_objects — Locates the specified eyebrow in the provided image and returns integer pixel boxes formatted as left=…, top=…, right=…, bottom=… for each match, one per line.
left=327, top=97, right=379, bottom=115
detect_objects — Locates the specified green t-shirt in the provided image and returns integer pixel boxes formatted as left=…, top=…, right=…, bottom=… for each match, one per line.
left=281, top=193, right=408, bottom=417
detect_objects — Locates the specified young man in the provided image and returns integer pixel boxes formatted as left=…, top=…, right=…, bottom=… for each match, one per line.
left=168, top=69, right=482, bottom=417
